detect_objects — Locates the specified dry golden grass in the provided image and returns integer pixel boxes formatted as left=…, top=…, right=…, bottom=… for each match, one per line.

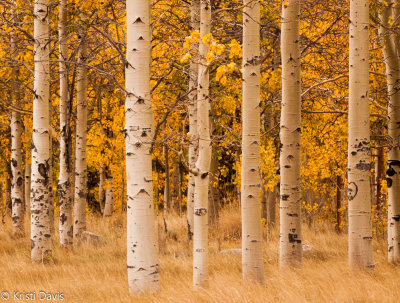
left=1, top=207, right=400, bottom=303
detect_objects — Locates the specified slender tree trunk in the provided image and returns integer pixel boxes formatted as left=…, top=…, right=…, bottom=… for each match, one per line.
left=193, top=0, right=212, bottom=289
left=241, top=0, right=264, bottom=282
left=171, top=156, right=180, bottom=212
left=348, top=0, right=374, bottom=269
left=279, top=0, right=302, bottom=267
left=57, top=5, right=73, bottom=243
left=336, top=171, right=343, bottom=233
left=49, top=108, right=54, bottom=236
left=121, top=164, right=125, bottom=213
left=208, top=153, right=219, bottom=225
left=267, top=186, right=278, bottom=229
left=31, top=0, right=51, bottom=262
left=73, top=29, right=88, bottom=242
left=163, top=144, right=170, bottom=231
left=187, top=0, right=200, bottom=241
left=10, top=25, right=24, bottom=237
left=99, top=164, right=106, bottom=214
left=57, top=0, right=73, bottom=247
left=5, top=170, right=12, bottom=215
left=375, top=147, right=383, bottom=211
left=25, top=163, right=31, bottom=217
left=125, top=0, right=160, bottom=293
left=380, top=0, right=400, bottom=263
left=103, top=172, right=114, bottom=217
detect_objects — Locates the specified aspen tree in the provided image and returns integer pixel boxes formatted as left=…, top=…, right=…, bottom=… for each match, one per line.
left=73, top=25, right=88, bottom=242
left=241, top=0, right=264, bottom=282
left=58, top=0, right=73, bottom=247
left=31, top=0, right=52, bottom=262
left=379, top=0, right=400, bottom=263
left=279, top=0, right=302, bottom=267
left=125, top=0, right=160, bottom=293
left=348, top=0, right=374, bottom=269
left=24, top=163, right=31, bottom=215
left=10, top=19, right=24, bottom=237
left=193, top=0, right=211, bottom=289
left=103, top=173, right=114, bottom=217
left=187, top=0, right=200, bottom=241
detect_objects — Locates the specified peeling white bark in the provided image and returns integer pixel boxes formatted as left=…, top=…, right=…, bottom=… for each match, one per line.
left=193, top=0, right=211, bottom=289
left=241, top=0, right=264, bottom=283
left=279, top=0, right=302, bottom=267
left=58, top=0, right=73, bottom=247
left=125, top=0, right=160, bottom=293
left=187, top=0, right=200, bottom=242
left=348, top=0, right=374, bottom=269
left=73, top=29, right=88, bottom=242
left=31, top=0, right=52, bottom=262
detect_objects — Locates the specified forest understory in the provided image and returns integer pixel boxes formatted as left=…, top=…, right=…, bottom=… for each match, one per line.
left=1, top=207, right=398, bottom=303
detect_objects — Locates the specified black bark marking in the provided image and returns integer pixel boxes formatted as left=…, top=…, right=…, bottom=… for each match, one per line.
left=393, top=215, right=400, bottom=222
left=11, top=159, right=17, bottom=167
left=60, top=213, right=67, bottom=225
left=281, top=194, right=289, bottom=201
left=387, top=178, right=393, bottom=188
left=16, top=177, right=23, bottom=187
left=355, top=161, right=371, bottom=171
left=288, top=233, right=301, bottom=243
left=287, top=213, right=299, bottom=217
left=348, top=182, right=358, bottom=201
left=31, top=239, right=35, bottom=249
left=201, top=172, right=209, bottom=179
left=38, top=162, right=49, bottom=186
left=195, top=208, right=207, bottom=216
left=387, top=167, right=396, bottom=177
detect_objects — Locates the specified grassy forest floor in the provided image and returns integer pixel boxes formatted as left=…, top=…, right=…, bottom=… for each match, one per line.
left=1, top=206, right=400, bottom=303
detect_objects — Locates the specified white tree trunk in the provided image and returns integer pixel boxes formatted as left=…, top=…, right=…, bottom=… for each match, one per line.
left=10, top=25, right=24, bottom=237
left=24, top=163, right=31, bottom=216
left=31, top=0, right=52, bottom=262
left=379, top=0, right=400, bottom=263
left=348, top=0, right=374, bottom=269
left=187, top=0, right=200, bottom=242
left=73, top=31, right=88, bottom=242
left=58, top=0, right=73, bottom=247
left=193, top=0, right=211, bottom=289
left=103, top=173, right=114, bottom=217
left=241, top=0, right=264, bottom=282
left=279, top=0, right=302, bottom=267
left=125, top=0, right=160, bottom=293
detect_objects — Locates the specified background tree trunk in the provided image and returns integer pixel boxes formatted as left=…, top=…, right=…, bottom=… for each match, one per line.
left=31, top=0, right=52, bottom=262
left=57, top=0, right=73, bottom=248
left=103, top=172, right=114, bottom=217
left=99, top=164, right=106, bottom=214
left=125, top=0, right=160, bottom=293
left=279, top=0, right=302, bottom=267
left=348, top=0, right=374, bottom=269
